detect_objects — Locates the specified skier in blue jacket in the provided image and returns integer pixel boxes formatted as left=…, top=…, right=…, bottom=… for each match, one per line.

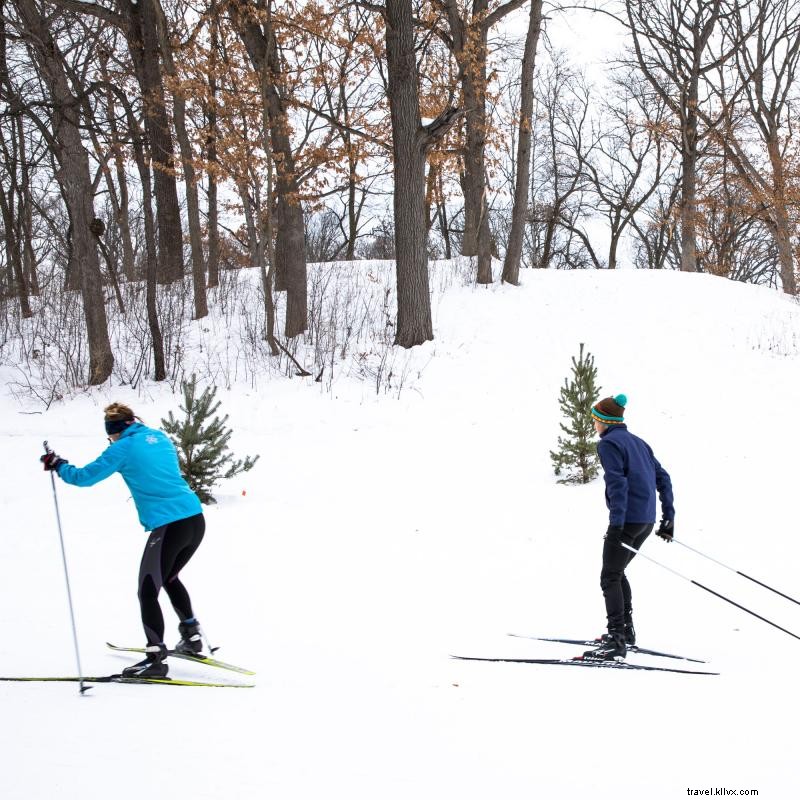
left=41, top=402, right=206, bottom=677
left=584, top=394, right=675, bottom=662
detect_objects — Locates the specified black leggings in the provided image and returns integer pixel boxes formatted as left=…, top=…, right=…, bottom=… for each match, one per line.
left=600, top=522, right=653, bottom=634
left=137, top=513, right=205, bottom=645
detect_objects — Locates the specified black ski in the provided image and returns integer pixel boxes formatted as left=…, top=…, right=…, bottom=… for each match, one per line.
left=106, top=642, right=255, bottom=675
left=507, top=634, right=706, bottom=664
left=0, top=674, right=254, bottom=687
left=452, top=655, right=718, bottom=675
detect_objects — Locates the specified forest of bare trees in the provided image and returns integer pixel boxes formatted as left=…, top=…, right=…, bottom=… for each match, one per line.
left=1, top=0, right=798, bottom=391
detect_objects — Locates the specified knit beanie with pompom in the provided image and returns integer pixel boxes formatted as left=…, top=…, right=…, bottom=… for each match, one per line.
left=591, top=394, right=627, bottom=425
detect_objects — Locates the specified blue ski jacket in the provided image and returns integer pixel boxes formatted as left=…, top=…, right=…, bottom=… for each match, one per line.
left=597, top=424, right=674, bottom=528
left=56, top=422, right=201, bottom=531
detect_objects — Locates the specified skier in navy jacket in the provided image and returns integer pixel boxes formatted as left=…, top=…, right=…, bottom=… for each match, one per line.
left=40, top=402, right=206, bottom=677
left=585, top=393, right=675, bottom=661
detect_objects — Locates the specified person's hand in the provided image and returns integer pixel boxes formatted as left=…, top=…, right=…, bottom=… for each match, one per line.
left=40, top=452, right=67, bottom=472
left=656, top=519, right=674, bottom=542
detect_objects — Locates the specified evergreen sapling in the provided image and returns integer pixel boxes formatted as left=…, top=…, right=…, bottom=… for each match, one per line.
left=162, top=376, right=259, bottom=504
left=550, top=344, right=601, bottom=484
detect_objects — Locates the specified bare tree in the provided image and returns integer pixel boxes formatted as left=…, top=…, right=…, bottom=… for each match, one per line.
left=704, top=0, right=800, bottom=294
left=584, top=70, right=675, bottom=269
left=383, top=0, right=460, bottom=346
left=97, top=44, right=137, bottom=282
left=231, top=0, right=308, bottom=338
left=624, top=0, right=740, bottom=273
left=0, top=26, right=32, bottom=315
left=630, top=176, right=682, bottom=271
left=205, top=0, right=221, bottom=289
left=52, top=0, right=185, bottom=284
left=112, top=85, right=168, bottom=380
left=502, top=0, right=544, bottom=284
left=530, top=55, right=599, bottom=270
left=11, top=0, right=114, bottom=383
left=154, top=0, right=208, bottom=317
left=308, top=4, right=389, bottom=260
left=432, top=0, right=527, bottom=284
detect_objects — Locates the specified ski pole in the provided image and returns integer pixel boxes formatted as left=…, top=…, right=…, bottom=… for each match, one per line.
left=672, top=538, right=800, bottom=607
left=44, top=441, right=89, bottom=695
left=199, top=625, right=219, bottom=655
left=622, top=542, right=800, bottom=643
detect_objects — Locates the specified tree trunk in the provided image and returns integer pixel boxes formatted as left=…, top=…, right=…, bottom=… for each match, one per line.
left=680, top=88, right=699, bottom=273
left=262, top=86, right=306, bottom=336
left=385, top=0, right=433, bottom=347
left=120, top=93, right=166, bottom=381
left=435, top=170, right=451, bottom=259
left=206, top=157, right=220, bottom=288
left=16, top=0, right=113, bottom=384
left=137, top=152, right=167, bottom=382
left=502, top=0, right=543, bottom=285
left=608, top=235, right=620, bottom=271
left=232, top=1, right=308, bottom=337
left=346, top=146, right=358, bottom=260
left=97, top=59, right=138, bottom=281
left=461, top=29, right=492, bottom=284
left=0, top=183, right=32, bottom=317
left=766, top=137, right=797, bottom=294
left=172, top=92, right=208, bottom=317
left=126, top=0, right=184, bottom=284
left=16, top=114, right=38, bottom=295
left=153, top=0, right=207, bottom=317
left=206, top=4, right=220, bottom=288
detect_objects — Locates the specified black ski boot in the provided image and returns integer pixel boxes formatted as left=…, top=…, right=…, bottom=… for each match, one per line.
left=584, top=632, right=626, bottom=661
left=175, top=620, right=203, bottom=655
left=121, top=644, right=169, bottom=678
left=624, top=623, right=636, bottom=647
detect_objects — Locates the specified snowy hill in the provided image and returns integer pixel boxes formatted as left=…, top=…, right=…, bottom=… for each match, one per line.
left=2, top=266, right=799, bottom=799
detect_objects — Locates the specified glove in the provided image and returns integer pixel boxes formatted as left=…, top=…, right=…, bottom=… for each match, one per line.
left=40, top=452, right=67, bottom=472
left=656, top=519, right=674, bottom=542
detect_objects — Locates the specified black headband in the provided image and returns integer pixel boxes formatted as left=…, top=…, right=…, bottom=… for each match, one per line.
left=105, top=418, right=133, bottom=436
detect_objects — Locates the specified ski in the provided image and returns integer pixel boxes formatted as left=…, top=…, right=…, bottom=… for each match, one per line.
left=451, top=655, right=718, bottom=675
left=0, top=674, right=254, bottom=687
left=507, top=634, right=706, bottom=664
left=106, top=642, right=255, bottom=675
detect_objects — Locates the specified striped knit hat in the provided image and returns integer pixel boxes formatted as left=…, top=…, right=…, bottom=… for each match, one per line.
left=591, top=394, right=627, bottom=425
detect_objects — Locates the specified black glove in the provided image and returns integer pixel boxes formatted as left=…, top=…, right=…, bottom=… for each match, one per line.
left=40, top=452, right=67, bottom=472
left=656, top=519, right=674, bottom=542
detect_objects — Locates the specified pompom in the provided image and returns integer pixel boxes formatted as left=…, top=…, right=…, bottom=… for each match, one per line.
left=614, top=393, right=627, bottom=407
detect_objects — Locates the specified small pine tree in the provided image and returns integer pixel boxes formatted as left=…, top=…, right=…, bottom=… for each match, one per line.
left=550, top=344, right=601, bottom=484
left=162, top=375, right=259, bottom=504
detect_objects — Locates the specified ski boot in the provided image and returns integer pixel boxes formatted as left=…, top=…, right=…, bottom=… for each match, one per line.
left=121, top=644, right=169, bottom=678
left=175, top=620, right=203, bottom=655
left=584, top=632, right=626, bottom=661
left=594, top=628, right=635, bottom=647
left=623, top=623, right=636, bottom=647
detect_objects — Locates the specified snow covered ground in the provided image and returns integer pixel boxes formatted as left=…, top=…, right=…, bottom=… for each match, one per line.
left=2, top=266, right=800, bottom=799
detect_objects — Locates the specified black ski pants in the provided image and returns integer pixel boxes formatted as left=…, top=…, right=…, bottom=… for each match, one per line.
left=600, top=522, right=653, bottom=634
left=137, top=513, right=205, bottom=645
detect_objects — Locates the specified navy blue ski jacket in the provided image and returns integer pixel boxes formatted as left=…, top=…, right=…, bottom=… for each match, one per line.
left=597, top=424, right=674, bottom=528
